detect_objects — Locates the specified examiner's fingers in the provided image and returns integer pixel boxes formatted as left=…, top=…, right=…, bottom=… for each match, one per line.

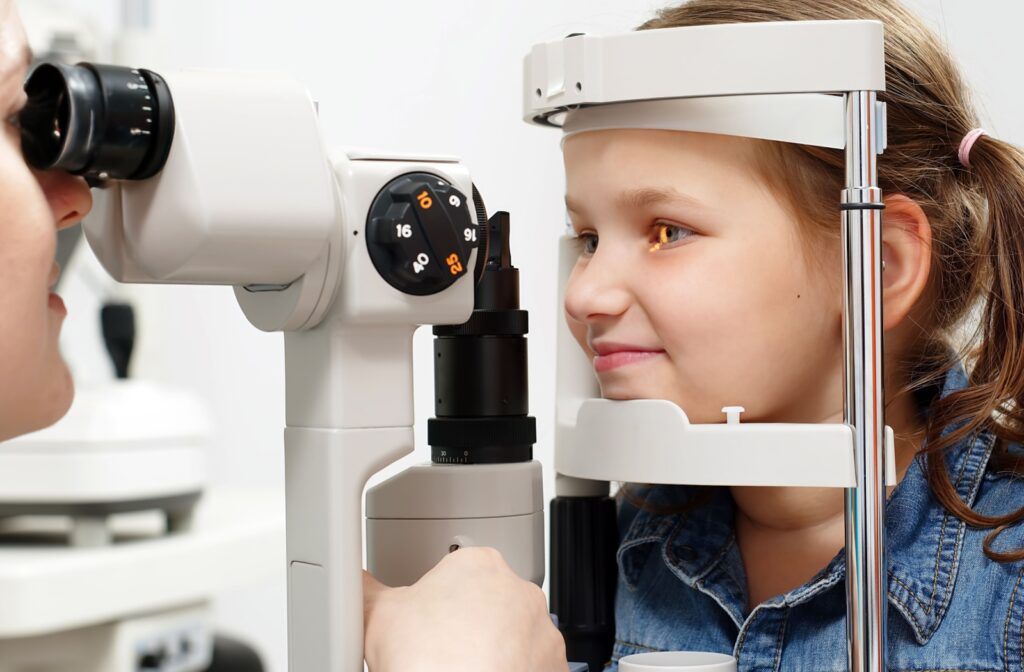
left=363, top=570, right=388, bottom=619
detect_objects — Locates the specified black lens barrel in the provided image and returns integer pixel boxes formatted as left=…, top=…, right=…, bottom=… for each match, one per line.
left=20, top=62, right=174, bottom=180
left=429, top=210, right=536, bottom=465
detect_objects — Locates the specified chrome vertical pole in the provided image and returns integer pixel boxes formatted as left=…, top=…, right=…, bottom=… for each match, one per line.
left=841, top=90, right=886, bottom=672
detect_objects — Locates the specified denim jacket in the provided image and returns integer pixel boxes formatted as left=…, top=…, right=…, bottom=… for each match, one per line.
left=608, top=364, right=1024, bottom=671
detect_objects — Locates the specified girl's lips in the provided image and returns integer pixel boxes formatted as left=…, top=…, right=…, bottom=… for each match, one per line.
left=593, top=350, right=665, bottom=373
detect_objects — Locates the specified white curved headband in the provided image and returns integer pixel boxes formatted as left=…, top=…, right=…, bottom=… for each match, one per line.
left=559, top=93, right=850, bottom=149
left=524, top=19, right=887, bottom=151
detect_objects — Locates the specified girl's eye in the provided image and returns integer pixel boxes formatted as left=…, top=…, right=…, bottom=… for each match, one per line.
left=571, top=231, right=598, bottom=256
left=649, top=221, right=693, bottom=251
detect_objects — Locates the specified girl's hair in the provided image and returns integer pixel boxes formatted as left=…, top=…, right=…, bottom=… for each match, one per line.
left=622, top=0, right=1024, bottom=562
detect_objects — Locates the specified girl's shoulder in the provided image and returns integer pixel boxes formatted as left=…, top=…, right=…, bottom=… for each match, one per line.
left=970, top=438, right=1024, bottom=516
left=922, top=450, right=1024, bottom=671
left=973, top=439, right=1024, bottom=549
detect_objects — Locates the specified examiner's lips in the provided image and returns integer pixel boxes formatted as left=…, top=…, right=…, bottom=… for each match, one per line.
left=48, top=263, right=66, bottom=315
left=48, top=291, right=66, bottom=316
left=590, top=341, right=666, bottom=373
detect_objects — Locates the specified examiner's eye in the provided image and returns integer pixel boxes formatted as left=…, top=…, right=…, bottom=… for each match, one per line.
left=572, top=232, right=598, bottom=256
left=650, top=221, right=693, bottom=251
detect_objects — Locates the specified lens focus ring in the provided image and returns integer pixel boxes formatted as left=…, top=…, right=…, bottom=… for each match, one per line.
left=20, top=62, right=175, bottom=181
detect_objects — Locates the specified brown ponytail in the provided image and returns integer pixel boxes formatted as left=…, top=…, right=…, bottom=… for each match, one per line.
left=625, top=0, right=1024, bottom=561
left=922, top=135, right=1024, bottom=561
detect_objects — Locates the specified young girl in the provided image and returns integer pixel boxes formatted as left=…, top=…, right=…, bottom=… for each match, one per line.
left=365, top=0, right=1024, bottom=669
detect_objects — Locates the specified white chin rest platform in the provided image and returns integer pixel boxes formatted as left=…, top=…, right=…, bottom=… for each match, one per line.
left=561, top=399, right=896, bottom=488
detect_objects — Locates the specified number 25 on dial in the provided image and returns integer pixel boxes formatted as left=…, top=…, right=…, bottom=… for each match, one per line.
left=446, top=253, right=463, bottom=275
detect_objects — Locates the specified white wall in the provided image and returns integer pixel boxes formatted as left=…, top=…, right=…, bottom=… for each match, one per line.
left=27, top=1, right=1024, bottom=670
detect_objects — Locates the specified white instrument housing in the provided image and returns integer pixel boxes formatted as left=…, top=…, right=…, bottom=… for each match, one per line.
left=85, top=71, right=337, bottom=289
left=77, top=67, right=482, bottom=672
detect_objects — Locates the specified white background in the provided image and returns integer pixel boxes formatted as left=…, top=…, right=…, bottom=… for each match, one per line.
left=18, top=0, right=1024, bottom=670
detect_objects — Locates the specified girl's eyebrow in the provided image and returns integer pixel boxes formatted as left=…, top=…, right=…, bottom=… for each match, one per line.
left=565, top=186, right=705, bottom=214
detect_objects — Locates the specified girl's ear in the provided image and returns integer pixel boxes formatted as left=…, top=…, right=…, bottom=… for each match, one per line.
left=881, top=193, right=932, bottom=331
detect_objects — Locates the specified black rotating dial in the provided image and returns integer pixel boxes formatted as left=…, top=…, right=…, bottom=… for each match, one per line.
left=366, top=173, right=479, bottom=296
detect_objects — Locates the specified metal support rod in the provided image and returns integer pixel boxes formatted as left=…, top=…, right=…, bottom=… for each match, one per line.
left=841, top=90, right=887, bottom=672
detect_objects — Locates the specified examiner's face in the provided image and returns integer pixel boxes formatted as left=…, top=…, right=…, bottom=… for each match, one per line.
left=0, top=0, right=92, bottom=440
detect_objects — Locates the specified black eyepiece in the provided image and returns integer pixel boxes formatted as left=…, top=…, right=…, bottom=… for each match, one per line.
left=19, top=62, right=175, bottom=180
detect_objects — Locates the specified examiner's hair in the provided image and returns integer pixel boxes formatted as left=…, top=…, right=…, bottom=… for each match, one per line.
left=622, top=0, right=1024, bottom=562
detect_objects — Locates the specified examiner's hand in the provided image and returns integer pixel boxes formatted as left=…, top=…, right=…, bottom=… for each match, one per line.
left=363, top=547, right=567, bottom=672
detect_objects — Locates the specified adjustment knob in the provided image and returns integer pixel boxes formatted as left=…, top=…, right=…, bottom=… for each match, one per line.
left=366, top=172, right=478, bottom=296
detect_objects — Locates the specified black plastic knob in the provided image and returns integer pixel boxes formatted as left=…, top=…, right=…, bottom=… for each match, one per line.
left=366, top=172, right=478, bottom=296
left=100, top=302, right=135, bottom=379
left=550, top=495, right=618, bottom=672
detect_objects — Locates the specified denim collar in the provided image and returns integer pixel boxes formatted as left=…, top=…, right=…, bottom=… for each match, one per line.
left=617, top=362, right=996, bottom=645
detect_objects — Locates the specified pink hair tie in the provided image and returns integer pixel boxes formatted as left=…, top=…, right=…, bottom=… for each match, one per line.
left=958, top=128, right=988, bottom=168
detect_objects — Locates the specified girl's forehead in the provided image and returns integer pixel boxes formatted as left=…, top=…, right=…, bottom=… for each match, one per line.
left=562, top=129, right=765, bottom=205
left=564, top=128, right=755, bottom=154
left=564, top=184, right=706, bottom=218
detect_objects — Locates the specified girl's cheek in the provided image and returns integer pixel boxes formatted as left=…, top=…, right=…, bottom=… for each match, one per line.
left=565, top=312, right=591, bottom=356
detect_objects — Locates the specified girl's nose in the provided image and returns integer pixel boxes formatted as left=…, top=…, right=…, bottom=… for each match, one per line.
left=563, top=249, right=633, bottom=325
left=33, top=169, right=93, bottom=230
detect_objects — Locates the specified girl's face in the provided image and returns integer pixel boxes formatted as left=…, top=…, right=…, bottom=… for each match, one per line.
left=0, top=0, right=92, bottom=440
left=563, top=129, right=845, bottom=424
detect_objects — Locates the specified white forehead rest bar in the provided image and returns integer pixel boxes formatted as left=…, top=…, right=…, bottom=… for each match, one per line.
left=559, top=93, right=851, bottom=149
left=523, top=20, right=885, bottom=125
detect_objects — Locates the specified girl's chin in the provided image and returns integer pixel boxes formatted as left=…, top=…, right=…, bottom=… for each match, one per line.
left=597, top=386, right=728, bottom=422
left=598, top=383, right=672, bottom=403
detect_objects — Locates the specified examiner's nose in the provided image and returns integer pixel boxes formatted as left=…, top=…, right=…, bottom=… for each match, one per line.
left=33, top=169, right=93, bottom=230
